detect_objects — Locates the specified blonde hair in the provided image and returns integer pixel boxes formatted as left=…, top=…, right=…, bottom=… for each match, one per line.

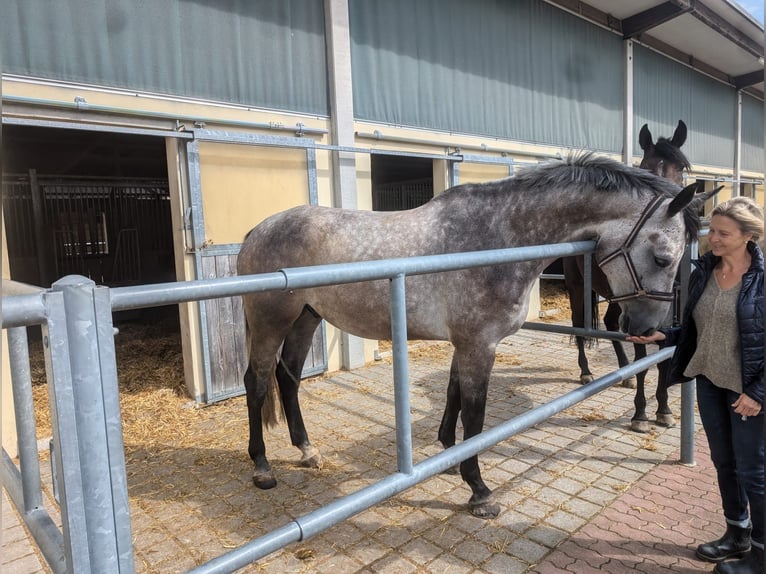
left=711, top=196, right=764, bottom=243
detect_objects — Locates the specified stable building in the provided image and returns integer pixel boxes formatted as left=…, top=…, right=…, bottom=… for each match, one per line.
left=2, top=0, right=764, bottom=445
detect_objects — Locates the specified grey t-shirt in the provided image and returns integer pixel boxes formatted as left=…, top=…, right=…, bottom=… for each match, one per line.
left=684, top=275, right=742, bottom=393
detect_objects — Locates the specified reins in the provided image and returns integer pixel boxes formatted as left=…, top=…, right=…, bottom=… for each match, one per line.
left=597, top=194, right=677, bottom=304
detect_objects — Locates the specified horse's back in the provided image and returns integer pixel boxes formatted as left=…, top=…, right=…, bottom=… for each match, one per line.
left=238, top=204, right=444, bottom=276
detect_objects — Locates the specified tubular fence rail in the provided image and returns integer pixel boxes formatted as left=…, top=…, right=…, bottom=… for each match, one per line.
left=1, top=238, right=696, bottom=574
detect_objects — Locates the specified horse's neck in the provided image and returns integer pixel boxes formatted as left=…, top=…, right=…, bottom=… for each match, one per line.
left=504, top=188, right=636, bottom=245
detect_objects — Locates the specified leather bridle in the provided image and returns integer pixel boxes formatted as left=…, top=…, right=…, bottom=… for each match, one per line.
left=596, top=194, right=677, bottom=304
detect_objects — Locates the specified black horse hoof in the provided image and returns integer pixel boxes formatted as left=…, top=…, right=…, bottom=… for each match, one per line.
left=470, top=500, right=500, bottom=519
left=253, top=471, right=277, bottom=489
left=656, top=414, right=675, bottom=427
left=469, top=493, right=500, bottom=519
left=630, top=420, right=650, bottom=433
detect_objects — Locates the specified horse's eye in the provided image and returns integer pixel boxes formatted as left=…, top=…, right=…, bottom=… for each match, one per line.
left=654, top=256, right=671, bottom=268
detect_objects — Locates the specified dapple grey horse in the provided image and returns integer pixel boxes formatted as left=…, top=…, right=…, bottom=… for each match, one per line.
left=237, top=152, right=710, bottom=518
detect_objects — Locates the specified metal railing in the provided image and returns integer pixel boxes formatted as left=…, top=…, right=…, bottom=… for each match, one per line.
left=1, top=238, right=690, bottom=573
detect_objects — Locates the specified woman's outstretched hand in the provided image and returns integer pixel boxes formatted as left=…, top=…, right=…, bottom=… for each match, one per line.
left=625, top=331, right=666, bottom=345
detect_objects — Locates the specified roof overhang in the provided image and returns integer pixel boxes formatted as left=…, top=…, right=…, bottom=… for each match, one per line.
left=544, top=0, right=765, bottom=98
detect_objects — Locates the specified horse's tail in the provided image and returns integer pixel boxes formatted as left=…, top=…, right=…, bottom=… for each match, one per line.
left=261, top=359, right=283, bottom=429
left=244, top=320, right=284, bottom=429
left=572, top=290, right=600, bottom=348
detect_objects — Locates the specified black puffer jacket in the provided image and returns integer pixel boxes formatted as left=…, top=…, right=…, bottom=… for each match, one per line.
left=661, top=241, right=764, bottom=406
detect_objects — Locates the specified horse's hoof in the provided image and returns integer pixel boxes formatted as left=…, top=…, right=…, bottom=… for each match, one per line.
left=656, top=414, right=675, bottom=428
left=469, top=494, right=500, bottom=519
left=622, top=377, right=637, bottom=389
left=299, top=445, right=323, bottom=469
left=253, top=471, right=277, bottom=489
left=630, top=420, right=650, bottom=434
left=470, top=501, right=500, bottom=519
left=580, top=375, right=594, bottom=385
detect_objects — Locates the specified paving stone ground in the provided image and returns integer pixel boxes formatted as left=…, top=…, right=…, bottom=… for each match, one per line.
left=3, top=327, right=726, bottom=573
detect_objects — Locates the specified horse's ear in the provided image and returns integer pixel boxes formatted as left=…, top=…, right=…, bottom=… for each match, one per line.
left=666, top=182, right=698, bottom=218
left=670, top=120, right=687, bottom=148
left=688, top=184, right=723, bottom=214
left=639, top=124, right=652, bottom=151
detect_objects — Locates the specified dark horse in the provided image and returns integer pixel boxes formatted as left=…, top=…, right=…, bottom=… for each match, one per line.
left=238, top=153, right=708, bottom=518
left=562, top=120, right=691, bottom=433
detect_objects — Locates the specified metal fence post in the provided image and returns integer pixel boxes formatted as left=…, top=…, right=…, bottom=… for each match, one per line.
left=390, top=273, right=413, bottom=474
left=47, top=275, right=135, bottom=573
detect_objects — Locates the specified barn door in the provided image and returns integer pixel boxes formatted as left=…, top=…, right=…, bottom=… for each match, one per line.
left=187, top=130, right=327, bottom=403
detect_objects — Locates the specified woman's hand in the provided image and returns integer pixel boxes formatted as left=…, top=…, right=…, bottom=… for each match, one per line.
left=625, top=331, right=666, bottom=345
left=732, top=394, right=762, bottom=419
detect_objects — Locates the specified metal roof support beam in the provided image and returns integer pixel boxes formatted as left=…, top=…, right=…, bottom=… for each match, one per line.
left=541, top=0, right=621, bottom=32
left=733, top=69, right=765, bottom=89
left=622, top=1, right=691, bottom=38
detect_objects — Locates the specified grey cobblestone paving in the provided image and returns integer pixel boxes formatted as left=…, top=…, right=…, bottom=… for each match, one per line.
left=3, top=327, right=723, bottom=573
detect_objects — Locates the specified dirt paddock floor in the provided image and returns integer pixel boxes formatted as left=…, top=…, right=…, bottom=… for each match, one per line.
left=13, top=281, right=703, bottom=573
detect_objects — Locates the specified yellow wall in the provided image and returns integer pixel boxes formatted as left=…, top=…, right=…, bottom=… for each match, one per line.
left=1, top=213, right=18, bottom=458
left=458, top=162, right=512, bottom=185
left=198, top=143, right=310, bottom=245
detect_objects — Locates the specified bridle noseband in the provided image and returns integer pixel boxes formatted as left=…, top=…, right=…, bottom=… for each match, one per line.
left=597, top=194, right=676, bottom=304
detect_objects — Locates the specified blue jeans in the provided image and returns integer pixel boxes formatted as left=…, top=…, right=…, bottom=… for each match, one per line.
left=697, top=375, right=765, bottom=544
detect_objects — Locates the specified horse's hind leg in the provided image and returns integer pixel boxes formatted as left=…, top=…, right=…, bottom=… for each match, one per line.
left=604, top=303, right=637, bottom=389
left=276, top=306, right=323, bottom=469
left=437, top=355, right=461, bottom=475
left=454, top=344, right=500, bottom=519
left=244, top=362, right=279, bottom=489
left=243, top=298, right=305, bottom=490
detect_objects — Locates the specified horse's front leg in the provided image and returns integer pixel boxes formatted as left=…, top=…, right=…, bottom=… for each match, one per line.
left=455, top=345, right=499, bottom=519
left=438, top=355, right=461, bottom=475
left=244, top=365, right=278, bottom=489
left=604, top=303, right=636, bottom=389
left=575, top=335, right=594, bottom=384
left=630, top=344, right=651, bottom=433
left=654, top=358, right=674, bottom=427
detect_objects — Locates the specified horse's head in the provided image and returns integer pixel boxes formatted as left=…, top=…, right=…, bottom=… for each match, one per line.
left=593, top=178, right=713, bottom=337
left=638, top=120, right=690, bottom=186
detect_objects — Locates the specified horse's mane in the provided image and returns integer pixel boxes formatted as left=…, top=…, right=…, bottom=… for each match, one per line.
left=464, top=151, right=703, bottom=241
left=516, top=151, right=679, bottom=196
left=653, top=137, right=692, bottom=172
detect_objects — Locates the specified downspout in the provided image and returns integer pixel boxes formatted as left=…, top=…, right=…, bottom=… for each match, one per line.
left=734, top=90, right=742, bottom=196
left=623, top=39, right=634, bottom=166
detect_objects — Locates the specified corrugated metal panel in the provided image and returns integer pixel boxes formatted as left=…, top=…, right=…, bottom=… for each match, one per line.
left=1, top=0, right=328, bottom=115
left=634, top=45, right=737, bottom=170
left=350, top=0, right=624, bottom=152
left=742, top=93, right=765, bottom=172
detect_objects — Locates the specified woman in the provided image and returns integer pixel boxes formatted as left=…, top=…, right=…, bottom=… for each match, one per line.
left=627, top=196, right=764, bottom=574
